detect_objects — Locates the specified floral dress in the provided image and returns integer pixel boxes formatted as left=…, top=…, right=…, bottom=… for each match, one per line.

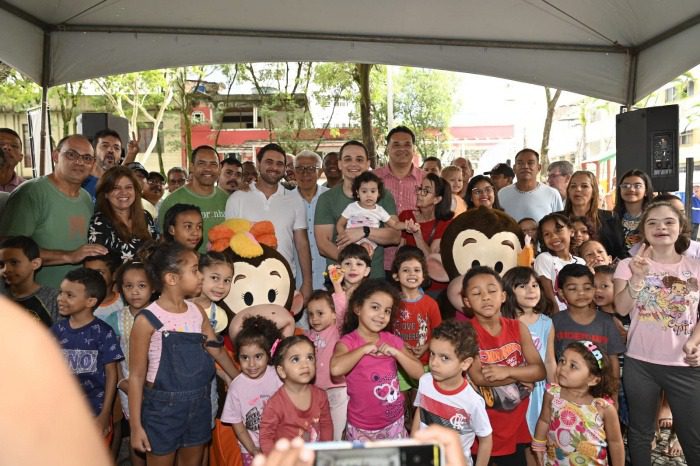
left=88, top=210, right=158, bottom=261
left=545, top=384, right=610, bottom=466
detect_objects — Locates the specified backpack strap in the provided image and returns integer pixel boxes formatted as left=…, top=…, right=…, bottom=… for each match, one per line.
left=135, top=308, right=164, bottom=330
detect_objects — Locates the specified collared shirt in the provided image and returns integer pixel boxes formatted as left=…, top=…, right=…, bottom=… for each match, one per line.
left=0, top=171, right=25, bottom=193
left=225, top=182, right=307, bottom=275
left=293, top=185, right=329, bottom=290
left=373, top=164, right=424, bottom=270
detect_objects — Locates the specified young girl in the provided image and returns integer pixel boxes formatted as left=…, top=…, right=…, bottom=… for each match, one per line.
left=221, top=316, right=282, bottom=466
left=532, top=341, right=624, bottom=466
left=534, top=213, right=585, bottom=313
left=190, top=252, right=234, bottom=441
left=162, top=204, right=203, bottom=250
left=259, top=335, right=332, bottom=453
left=304, top=289, right=348, bottom=440
left=329, top=244, right=372, bottom=316
left=391, top=246, right=442, bottom=426
left=441, top=165, right=467, bottom=216
left=463, top=266, right=546, bottom=465
left=336, top=171, right=403, bottom=255
left=106, top=261, right=154, bottom=466
left=571, top=216, right=593, bottom=257
left=502, top=267, right=556, bottom=440
left=613, top=169, right=654, bottom=254
left=614, top=200, right=700, bottom=465
left=331, top=279, right=424, bottom=440
left=128, top=242, right=239, bottom=466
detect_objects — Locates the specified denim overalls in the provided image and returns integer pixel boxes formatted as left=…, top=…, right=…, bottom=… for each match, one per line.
left=139, top=309, right=216, bottom=455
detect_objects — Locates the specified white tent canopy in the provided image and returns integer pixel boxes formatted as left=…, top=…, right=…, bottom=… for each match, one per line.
left=1, top=0, right=700, bottom=105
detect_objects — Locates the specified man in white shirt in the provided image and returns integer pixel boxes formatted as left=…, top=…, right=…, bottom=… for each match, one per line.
left=498, top=148, right=563, bottom=222
left=225, top=143, right=312, bottom=302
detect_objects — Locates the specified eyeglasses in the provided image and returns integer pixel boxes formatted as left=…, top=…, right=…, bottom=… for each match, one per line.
left=147, top=179, right=165, bottom=185
left=169, top=178, right=186, bottom=186
left=415, top=186, right=433, bottom=196
left=472, top=186, right=494, bottom=196
left=294, top=166, right=319, bottom=174
left=61, top=149, right=95, bottom=164
left=547, top=172, right=564, bottom=180
left=620, top=183, right=644, bottom=191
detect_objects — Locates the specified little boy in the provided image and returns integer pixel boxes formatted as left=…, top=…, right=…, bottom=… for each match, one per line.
left=51, top=267, right=124, bottom=438
left=412, top=320, right=492, bottom=466
left=83, top=252, right=124, bottom=321
left=0, top=236, right=58, bottom=326
left=553, top=264, right=625, bottom=377
left=579, top=239, right=613, bottom=270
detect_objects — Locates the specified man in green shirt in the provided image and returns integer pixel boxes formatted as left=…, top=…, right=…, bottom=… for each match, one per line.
left=314, top=140, right=400, bottom=279
left=0, top=134, right=108, bottom=288
left=158, top=145, right=228, bottom=253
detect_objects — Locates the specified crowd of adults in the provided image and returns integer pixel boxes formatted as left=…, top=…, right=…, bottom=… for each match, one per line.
left=0, top=124, right=683, bottom=293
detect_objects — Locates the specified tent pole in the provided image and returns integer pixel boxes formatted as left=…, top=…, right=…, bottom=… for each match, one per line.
left=624, top=51, right=638, bottom=109
left=39, top=31, right=51, bottom=176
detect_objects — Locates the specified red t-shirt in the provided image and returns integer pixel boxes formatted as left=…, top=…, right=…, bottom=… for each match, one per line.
left=471, top=317, right=531, bottom=456
left=398, top=210, right=450, bottom=248
left=259, top=385, right=332, bottom=453
left=393, top=292, right=442, bottom=364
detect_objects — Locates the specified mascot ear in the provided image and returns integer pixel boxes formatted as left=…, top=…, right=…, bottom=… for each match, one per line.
left=427, top=253, right=449, bottom=283
left=447, top=275, right=473, bottom=318
left=290, top=291, right=304, bottom=316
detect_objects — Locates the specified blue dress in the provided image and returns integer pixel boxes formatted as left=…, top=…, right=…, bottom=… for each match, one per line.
left=525, top=313, right=553, bottom=435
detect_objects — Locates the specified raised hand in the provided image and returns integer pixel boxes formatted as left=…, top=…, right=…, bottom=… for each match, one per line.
left=629, top=243, right=651, bottom=282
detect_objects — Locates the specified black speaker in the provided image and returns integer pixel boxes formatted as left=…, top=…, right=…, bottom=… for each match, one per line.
left=616, top=105, right=679, bottom=192
left=76, top=113, right=130, bottom=150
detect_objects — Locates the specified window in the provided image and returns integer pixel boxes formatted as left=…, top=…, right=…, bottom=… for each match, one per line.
left=665, top=87, right=677, bottom=103
left=681, top=130, right=694, bottom=146
left=192, top=111, right=205, bottom=124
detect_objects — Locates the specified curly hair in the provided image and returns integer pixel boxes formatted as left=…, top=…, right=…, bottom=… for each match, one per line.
left=234, top=316, right=283, bottom=364
left=342, top=279, right=401, bottom=335
left=431, top=320, right=479, bottom=360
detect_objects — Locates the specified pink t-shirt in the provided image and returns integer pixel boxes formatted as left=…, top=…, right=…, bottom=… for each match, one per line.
left=304, top=291, right=347, bottom=390
left=220, top=365, right=282, bottom=453
left=145, top=300, right=204, bottom=383
left=259, top=385, right=332, bottom=454
left=339, top=330, right=405, bottom=430
left=615, top=256, right=700, bottom=365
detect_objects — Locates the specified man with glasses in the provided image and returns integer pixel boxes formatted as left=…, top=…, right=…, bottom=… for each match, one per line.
left=225, top=143, right=313, bottom=302
left=498, top=148, right=563, bottom=221
left=547, top=160, right=573, bottom=203
left=293, top=150, right=329, bottom=290
left=0, top=128, right=25, bottom=193
left=143, top=171, right=165, bottom=216
left=0, top=134, right=108, bottom=288
left=374, top=126, right=424, bottom=273
left=159, top=145, right=228, bottom=253
left=166, top=166, right=188, bottom=193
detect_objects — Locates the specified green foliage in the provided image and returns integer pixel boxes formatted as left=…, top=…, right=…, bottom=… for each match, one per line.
left=0, top=66, right=41, bottom=111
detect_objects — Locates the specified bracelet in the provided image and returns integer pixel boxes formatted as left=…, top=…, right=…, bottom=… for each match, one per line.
left=628, top=280, right=644, bottom=292
left=531, top=437, right=547, bottom=452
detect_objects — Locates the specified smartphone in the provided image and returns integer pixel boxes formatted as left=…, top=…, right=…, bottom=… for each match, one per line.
left=309, top=439, right=443, bottom=466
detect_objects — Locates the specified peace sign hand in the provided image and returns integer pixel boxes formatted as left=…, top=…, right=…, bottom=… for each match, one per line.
left=629, top=243, right=651, bottom=282
left=127, top=132, right=140, bottom=158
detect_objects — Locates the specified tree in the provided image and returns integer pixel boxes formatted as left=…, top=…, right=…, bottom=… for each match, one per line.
left=354, top=64, right=377, bottom=166
left=394, top=67, right=458, bottom=158
left=49, top=82, right=85, bottom=136
left=172, top=66, right=213, bottom=160
left=540, top=86, right=562, bottom=173
left=239, top=62, right=314, bottom=154
left=93, top=70, right=175, bottom=162
left=0, top=65, right=41, bottom=112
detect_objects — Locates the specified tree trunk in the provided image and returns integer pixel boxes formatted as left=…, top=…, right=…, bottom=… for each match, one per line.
left=355, top=64, right=376, bottom=167
left=540, top=87, right=561, bottom=174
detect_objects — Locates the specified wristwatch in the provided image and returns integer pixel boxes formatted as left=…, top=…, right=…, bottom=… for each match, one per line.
left=363, top=226, right=371, bottom=238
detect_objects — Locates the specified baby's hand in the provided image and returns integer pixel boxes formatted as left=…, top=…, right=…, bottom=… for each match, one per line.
left=482, top=365, right=511, bottom=382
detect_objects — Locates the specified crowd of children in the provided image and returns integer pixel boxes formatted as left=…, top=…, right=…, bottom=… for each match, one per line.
left=4, top=176, right=700, bottom=466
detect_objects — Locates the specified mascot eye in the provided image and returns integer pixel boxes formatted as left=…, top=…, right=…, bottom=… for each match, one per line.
left=471, top=260, right=480, bottom=268
left=494, top=262, right=503, bottom=273
left=268, top=288, right=278, bottom=302
left=243, top=292, right=254, bottom=306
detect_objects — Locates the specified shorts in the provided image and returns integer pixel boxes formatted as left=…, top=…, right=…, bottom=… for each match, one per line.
left=142, top=385, right=212, bottom=455
left=345, top=416, right=407, bottom=441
